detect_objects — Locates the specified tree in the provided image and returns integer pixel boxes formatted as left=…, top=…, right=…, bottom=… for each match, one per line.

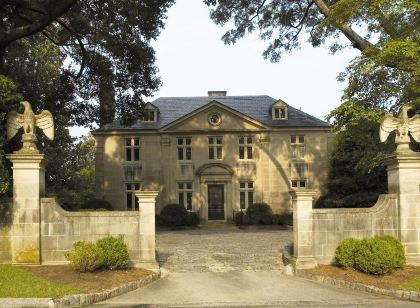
left=1, top=0, right=175, bottom=125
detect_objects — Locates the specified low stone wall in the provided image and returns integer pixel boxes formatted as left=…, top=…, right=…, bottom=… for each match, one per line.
left=0, top=198, right=13, bottom=263
left=40, top=198, right=140, bottom=265
left=312, top=194, right=398, bottom=263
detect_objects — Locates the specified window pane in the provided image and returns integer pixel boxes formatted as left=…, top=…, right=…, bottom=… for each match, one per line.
left=126, top=149, right=132, bottom=161
left=292, top=180, right=298, bottom=188
left=187, top=192, right=192, bottom=211
left=126, top=139, right=131, bottom=146
left=134, top=138, right=140, bottom=146
left=134, top=148, right=140, bottom=161
left=208, top=137, right=214, bottom=144
left=247, top=137, right=252, bottom=144
left=126, top=184, right=132, bottom=190
left=299, top=180, right=306, bottom=188
left=216, top=137, right=222, bottom=144
left=274, top=108, right=279, bottom=118
left=209, top=147, right=214, bottom=160
left=177, top=138, right=183, bottom=145
left=186, top=138, right=191, bottom=145
left=248, top=182, right=253, bottom=189
left=280, top=108, right=285, bottom=118
left=178, top=192, right=184, bottom=206
left=186, top=183, right=192, bottom=190
left=248, top=191, right=254, bottom=206
left=240, top=192, right=246, bottom=209
left=134, top=197, right=139, bottom=210
left=178, top=183, right=183, bottom=190
left=149, top=111, right=155, bottom=121
left=291, top=136, right=296, bottom=144
left=240, top=182, right=245, bottom=189
left=126, top=193, right=132, bottom=210
left=186, top=147, right=192, bottom=160
left=178, top=147, right=184, bottom=160
left=134, top=184, right=140, bottom=190
left=299, top=136, right=305, bottom=143
left=247, top=146, right=253, bottom=159
left=239, top=137, right=244, bottom=144
left=217, top=147, right=222, bottom=159
left=239, top=146, right=245, bottom=159
left=144, top=112, right=149, bottom=121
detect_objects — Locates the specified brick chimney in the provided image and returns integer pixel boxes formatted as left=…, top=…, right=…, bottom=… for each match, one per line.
left=208, top=91, right=227, bottom=97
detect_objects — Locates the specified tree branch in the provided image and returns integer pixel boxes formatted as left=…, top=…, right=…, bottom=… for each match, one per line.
left=313, top=0, right=373, bottom=52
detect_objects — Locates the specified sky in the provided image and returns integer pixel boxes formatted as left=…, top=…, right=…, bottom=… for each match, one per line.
left=70, top=0, right=360, bottom=137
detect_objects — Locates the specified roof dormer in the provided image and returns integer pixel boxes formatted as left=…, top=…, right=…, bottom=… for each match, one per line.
left=271, top=100, right=288, bottom=120
left=141, top=102, right=159, bottom=122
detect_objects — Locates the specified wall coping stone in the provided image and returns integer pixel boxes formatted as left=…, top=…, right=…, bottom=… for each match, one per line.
left=0, top=272, right=158, bottom=307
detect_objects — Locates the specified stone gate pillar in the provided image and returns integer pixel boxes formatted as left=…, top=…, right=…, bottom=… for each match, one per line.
left=386, top=152, right=420, bottom=264
left=290, top=189, right=317, bottom=269
left=6, top=153, right=45, bottom=264
left=135, top=191, right=159, bottom=271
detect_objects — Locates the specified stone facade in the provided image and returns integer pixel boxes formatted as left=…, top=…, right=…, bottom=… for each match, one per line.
left=93, top=94, right=331, bottom=221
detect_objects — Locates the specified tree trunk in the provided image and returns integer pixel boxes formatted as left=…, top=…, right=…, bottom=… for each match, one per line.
left=98, top=76, right=116, bottom=127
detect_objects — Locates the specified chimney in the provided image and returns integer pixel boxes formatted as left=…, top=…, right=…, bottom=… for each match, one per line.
left=208, top=91, right=227, bottom=97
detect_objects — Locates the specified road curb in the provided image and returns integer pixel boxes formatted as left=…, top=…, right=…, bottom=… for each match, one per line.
left=0, top=272, right=159, bottom=307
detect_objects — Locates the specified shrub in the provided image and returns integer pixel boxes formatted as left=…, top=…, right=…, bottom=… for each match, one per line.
left=234, top=211, right=245, bottom=225
left=271, top=214, right=281, bottom=225
left=246, top=203, right=273, bottom=224
left=354, top=236, right=405, bottom=275
left=158, top=204, right=188, bottom=226
left=65, top=241, right=104, bottom=272
left=278, top=212, right=293, bottom=226
left=96, top=236, right=130, bottom=270
left=335, top=238, right=361, bottom=269
left=261, top=214, right=272, bottom=225
left=80, top=198, right=112, bottom=211
left=186, top=212, right=199, bottom=226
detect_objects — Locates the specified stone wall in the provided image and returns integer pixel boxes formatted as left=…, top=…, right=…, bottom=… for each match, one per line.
left=40, top=198, right=140, bottom=265
left=312, top=194, right=399, bottom=263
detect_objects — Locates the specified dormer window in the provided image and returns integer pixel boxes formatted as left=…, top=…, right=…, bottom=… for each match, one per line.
left=271, top=100, right=288, bottom=120
left=141, top=103, right=158, bottom=122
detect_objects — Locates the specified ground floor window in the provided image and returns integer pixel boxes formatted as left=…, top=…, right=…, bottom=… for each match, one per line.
left=291, top=179, right=307, bottom=188
left=126, top=183, right=140, bottom=210
left=239, top=181, right=254, bottom=210
left=178, top=182, right=192, bottom=211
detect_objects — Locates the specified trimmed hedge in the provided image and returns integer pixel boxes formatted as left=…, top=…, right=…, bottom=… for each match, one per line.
left=80, top=198, right=112, bottom=211
left=157, top=204, right=199, bottom=227
left=334, top=235, right=406, bottom=275
left=234, top=203, right=292, bottom=226
left=65, top=241, right=104, bottom=272
left=97, top=236, right=130, bottom=270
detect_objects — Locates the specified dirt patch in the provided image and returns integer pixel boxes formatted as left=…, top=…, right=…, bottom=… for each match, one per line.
left=23, top=265, right=154, bottom=293
left=307, top=264, right=420, bottom=290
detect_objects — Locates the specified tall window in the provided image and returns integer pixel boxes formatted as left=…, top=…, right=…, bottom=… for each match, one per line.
left=239, top=136, right=253, bottom=159
left=178, top=182, right=192, bottom=211
left=125, top=138, right=140, bottom=161
left=239, top=181, right=254, bottom=210
left=177, top=137, right=192, bottom=161
left=126, top=183, right=140, bottom=210
left=208, top=136, right=223, bottom=160
left=290, top=135, right=305, bottom=159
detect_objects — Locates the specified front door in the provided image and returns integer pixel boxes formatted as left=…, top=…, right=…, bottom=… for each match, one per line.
left=208, top=184, right=224, bottom=220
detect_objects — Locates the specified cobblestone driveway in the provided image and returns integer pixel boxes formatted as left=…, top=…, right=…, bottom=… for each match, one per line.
left=156, top=225, right=293, bottom=272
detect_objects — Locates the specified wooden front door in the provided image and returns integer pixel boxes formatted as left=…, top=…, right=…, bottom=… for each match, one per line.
left=208, top=184, right=224, bottom=220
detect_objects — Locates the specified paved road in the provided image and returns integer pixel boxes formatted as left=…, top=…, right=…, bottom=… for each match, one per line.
left=93, top=226, right=417, bottom=307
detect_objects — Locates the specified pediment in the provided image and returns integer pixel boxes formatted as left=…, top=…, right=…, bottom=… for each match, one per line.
left=160, top=101, right=267, bottom=132
left=196, top=163, right=234, bottom=176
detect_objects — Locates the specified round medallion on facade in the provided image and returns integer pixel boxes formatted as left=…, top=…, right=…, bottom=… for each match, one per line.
left=208, top=113, right=222, bottom=126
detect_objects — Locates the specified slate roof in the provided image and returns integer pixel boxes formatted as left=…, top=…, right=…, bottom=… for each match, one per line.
left=102, top=95, right=330, bottom=130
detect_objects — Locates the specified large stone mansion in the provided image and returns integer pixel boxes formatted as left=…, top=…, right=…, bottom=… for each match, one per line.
left=92, top=91, right=331, bottom=221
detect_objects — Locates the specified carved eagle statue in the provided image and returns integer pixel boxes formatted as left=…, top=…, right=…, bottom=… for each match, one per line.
left=6, top=101, right=54, bottom=141
left=380, top=106, right=420, bottom=150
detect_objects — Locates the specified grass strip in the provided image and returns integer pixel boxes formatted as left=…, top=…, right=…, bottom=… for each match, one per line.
left=399, top=276, right=420, bottom=292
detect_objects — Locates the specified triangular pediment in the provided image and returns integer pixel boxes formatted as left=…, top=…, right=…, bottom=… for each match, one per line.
left=160, top=101, right=268, bottom=132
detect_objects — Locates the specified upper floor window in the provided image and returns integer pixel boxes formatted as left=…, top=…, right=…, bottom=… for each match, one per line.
left=125, top=138, right=140, bottom=161
left=290, top=135, right=305, bottom=159
left=291, top=179, right=307, bottom=189
left=271, top=100, right=288, bottom=120
left=239, top=136, right=253, bottom=159
left=178, top=182, right=193, bottom=211
left=239, top=181, right=254, bottom=210
left=177, top=137, right=192, bottom=161
left=141, top=103, right=158, bottom=122
left=125, top=182, right=140, bottom=210
left=208, top=136, right=223, bottom=160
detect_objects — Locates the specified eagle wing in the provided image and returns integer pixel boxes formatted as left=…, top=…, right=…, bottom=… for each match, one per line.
left=35, top=110, right=54, bottom=140
left=6, top=111, right=24, bottom=140
left=380, top=113, right=399, bottom=142
left=408, top=114, right=420, bottom=142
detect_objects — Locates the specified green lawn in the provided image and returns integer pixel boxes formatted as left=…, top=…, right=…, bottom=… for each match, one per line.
left=0, top=265, right=83, bottom=298
left=399, top=276, right=420, bottom=292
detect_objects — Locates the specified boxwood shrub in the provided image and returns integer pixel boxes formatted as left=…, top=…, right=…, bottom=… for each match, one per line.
left=246, top=203, right=273, bottom=224
left=96, top=236, right=130, bottom=270
left=335, top=238, right=361, bottom=269
left=157, top=204, right=199, bottom=227
left=65, top=241, right=104, bottom=272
